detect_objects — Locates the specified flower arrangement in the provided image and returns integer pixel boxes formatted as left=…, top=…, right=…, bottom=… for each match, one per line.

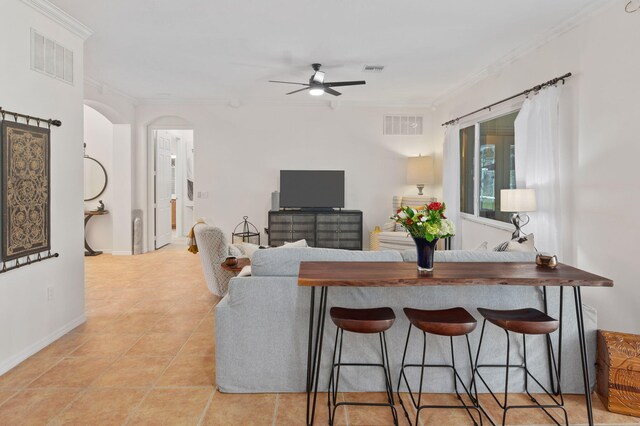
left=390, top=202, right=455, bottom=242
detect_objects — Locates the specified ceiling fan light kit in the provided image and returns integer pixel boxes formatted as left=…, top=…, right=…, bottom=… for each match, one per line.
left=269, top=63, right=366, bottom=97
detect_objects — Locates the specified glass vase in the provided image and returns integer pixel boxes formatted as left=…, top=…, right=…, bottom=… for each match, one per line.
left=413, top=237, right=439, bottom=272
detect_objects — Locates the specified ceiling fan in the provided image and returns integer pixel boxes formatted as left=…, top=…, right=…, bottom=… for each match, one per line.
left=269, top=63, right=366, bottom=97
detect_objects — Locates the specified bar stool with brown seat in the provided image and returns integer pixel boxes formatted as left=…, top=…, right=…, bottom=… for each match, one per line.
left=471, top=308, right=568, bottom=426
left=397, top=307, right=483, bottom=426
left=328, top=306, right=398, bottom=426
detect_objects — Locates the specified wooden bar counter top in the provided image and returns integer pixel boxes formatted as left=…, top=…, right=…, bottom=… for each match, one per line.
left=298, top=261, right=613, bottom=288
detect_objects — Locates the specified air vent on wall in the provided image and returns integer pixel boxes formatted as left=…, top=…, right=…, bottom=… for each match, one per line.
left=363, top=65, right=384, bottom=73
left=383, top=115, right=423, bottom=135
left=31, top=29, right=74, bottom=84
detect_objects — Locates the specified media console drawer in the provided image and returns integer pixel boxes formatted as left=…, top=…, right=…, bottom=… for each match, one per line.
left=268, top=210, right=362, bottom=250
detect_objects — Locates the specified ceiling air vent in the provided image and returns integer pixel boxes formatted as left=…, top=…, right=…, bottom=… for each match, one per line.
left=383, top=115, right=423, bottom=136
left=31, top=29, right=74, bottom=85
left=363, top=65, right=384, bottom=73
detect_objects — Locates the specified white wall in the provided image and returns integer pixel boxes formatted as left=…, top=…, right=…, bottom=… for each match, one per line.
left=84, top=84, right=135, bottom=255
left=432, top=3, right=640, bottom=333
left=0, top=0, right=86, bottom=373
left=83, top=105, right=113, bottom=252
left=134, top=104, right=435, bottom=251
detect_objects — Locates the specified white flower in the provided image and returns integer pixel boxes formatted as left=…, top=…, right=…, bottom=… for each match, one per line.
left=420, top=216, right=427, bottom=222
left=438, top=219, right=456, bottom=237
left=398, top=211, right=407, bottom=219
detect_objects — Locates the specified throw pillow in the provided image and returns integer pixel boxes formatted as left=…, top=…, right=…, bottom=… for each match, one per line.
left=229, top=244, right=244, bottom=257
left=282, top=239, right=308, bottom=248
left=237, top=265, right=252, bottom=277
left=494, top=234, right=535, bottom=252
left=238, top=242, right=261, bottom=259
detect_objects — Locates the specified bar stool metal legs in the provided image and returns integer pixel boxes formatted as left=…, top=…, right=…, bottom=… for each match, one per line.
left=470, top=308, right=569, bottom=426
left=327, top=307, right=398, bottom=426
left=397, top=308, right=482, bottom=426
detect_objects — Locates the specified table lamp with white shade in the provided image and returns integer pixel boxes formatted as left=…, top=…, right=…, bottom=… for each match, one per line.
left=406, top=155, right=434, bottom=196
left=500, top=188, right=537, bottom=239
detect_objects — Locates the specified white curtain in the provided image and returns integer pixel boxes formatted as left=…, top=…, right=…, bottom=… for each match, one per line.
left=514, top=86, right=562, bottom=258
left=442, top=124, right=461, bottom=249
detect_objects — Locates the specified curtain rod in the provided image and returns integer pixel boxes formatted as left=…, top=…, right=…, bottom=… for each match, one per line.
left=441, top=72, right=572, bottom=127
left=0, top=106, right=62, bottom=127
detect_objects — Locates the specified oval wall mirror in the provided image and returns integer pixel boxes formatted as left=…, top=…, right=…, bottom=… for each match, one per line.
left=84, top=156, right=108, bottom=201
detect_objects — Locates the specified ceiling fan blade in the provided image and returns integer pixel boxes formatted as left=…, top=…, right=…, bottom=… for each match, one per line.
left=324, top=87, right=342, bottom=96
left=269, top=80, right=309, bottom=86
left=324, top=80, right=366, bottom=87
left=286, top=87, right=311, bottom=95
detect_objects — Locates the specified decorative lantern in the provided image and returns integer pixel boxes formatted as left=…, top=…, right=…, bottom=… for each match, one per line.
left=232, top=216, right=260, bottom=245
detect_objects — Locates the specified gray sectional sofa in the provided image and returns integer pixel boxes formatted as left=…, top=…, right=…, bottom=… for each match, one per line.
left=215, top=247, right=596, bottom=395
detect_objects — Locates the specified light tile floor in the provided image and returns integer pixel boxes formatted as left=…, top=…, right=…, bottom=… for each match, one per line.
left=0, top=243, right=638, bottom=425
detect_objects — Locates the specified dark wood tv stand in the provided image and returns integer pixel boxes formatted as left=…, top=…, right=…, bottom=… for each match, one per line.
left=267, top=209, right=363, bottom=250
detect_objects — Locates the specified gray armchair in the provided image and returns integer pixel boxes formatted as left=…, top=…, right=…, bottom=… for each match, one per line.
left=193, top=224, right=236, bottom=296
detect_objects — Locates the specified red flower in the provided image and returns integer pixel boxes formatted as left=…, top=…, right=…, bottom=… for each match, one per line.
left=406, top=219, right=414, bottom=225
left=396, top=208, right=402, bottom=214
left=416, top=214, right=424, bottom=220
left=428, top=202, right=443, bottom=211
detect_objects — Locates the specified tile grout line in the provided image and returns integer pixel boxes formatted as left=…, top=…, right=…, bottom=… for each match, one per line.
left=196, top=387, right=217, bottom=426
left=122, top=305, right=214, bottom=425
left=45, top=326, right=150, bottom=425
left=42, top=284, right=194, bottom=424
left=272, top=392, right=280, bottom=426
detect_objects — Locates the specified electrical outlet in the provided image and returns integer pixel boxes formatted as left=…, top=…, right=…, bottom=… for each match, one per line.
left=201, top=191, right=208, bottom=199
left=197, top=191, right=202, bottom=198
left=47, top=287, right=54, bottom=301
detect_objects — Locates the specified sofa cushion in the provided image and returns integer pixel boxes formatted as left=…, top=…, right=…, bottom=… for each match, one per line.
left=251, top=247, right=403, bottom=277
left=400, top=249, right=536, bottom=263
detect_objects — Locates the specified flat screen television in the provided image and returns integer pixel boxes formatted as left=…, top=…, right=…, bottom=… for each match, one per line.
left=279, top=170, right=345, bottom=209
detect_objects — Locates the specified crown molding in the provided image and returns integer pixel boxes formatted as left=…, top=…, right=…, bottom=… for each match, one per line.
left=431, top=0, right=614, bottom=107
left=134, top=96, right=434, bottom=110
left=84, top=76, right=138, bottom=105
left=21, top=0, right=92, bottom=40
left=86, top=77, right=434, bottom=109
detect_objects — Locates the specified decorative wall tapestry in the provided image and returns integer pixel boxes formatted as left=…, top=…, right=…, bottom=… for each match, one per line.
left=1, top=121, right=51, bottom=261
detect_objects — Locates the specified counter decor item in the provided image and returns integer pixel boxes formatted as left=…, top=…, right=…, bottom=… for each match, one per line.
left=536, top=253, right=558, bottom=269
left=390, top=202, right=455, bottom=272
left=596, top=330, right=640, bottom=417
left=224, top=256, right=238, bottom=267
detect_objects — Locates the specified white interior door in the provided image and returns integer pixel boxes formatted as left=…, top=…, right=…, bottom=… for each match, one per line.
left=155, top=131, right=173, bottom=249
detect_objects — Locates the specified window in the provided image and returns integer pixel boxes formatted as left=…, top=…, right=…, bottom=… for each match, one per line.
left=459, top=126, right=475, bottom=215
left=459, top=110, right=518, bottom=223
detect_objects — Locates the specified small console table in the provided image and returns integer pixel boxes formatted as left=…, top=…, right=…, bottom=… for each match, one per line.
left=220, top=258, right=251, bottom=273
left=84, top=210, right=108, bottom=256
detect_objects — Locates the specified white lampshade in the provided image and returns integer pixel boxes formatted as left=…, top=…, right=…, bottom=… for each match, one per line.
left=406, top=155, right=434, bottom=185
left=500, top=189, right=537, bottom=212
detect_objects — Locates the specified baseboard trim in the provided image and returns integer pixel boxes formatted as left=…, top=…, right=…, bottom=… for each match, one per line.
left=112, top=250, right=132, bottom=256
left=0, top=314, right=86, bottom=376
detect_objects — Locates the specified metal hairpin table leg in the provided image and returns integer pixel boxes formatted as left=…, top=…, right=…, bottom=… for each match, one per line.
left=573, top=286, right=593, bottom=426
left=542, top=287, right=556, bottom=394
left=306, top=286, right=328, bottom=426
left=542, top=286, right=564, bottom=396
